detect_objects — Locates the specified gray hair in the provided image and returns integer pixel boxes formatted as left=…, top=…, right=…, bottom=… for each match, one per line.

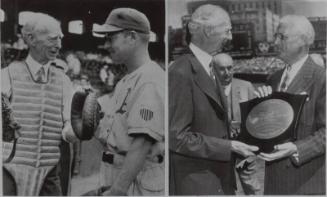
left=21, top=12, right=62, bottom=42
left=280, top=15, right=315, bottom=45
left=188, top=4, right=230, bottom=36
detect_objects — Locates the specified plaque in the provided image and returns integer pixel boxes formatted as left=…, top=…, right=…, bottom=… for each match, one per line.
left=238, top=92, right=307, bottom=153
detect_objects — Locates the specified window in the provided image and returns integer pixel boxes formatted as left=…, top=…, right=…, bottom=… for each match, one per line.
left=68, top=20, right=84, bottom=34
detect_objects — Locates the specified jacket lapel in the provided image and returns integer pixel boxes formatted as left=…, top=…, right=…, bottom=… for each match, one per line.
left=287, top=57, right=316, bottom=94
left=188, top=54, right=225, bottom=113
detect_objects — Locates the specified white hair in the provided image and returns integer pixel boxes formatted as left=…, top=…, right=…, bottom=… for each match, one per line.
left=188, top=4, right=230, bottom=36
left=21, top=12, right=62, bottom=42
left=280, top=15, right=315, bottom=45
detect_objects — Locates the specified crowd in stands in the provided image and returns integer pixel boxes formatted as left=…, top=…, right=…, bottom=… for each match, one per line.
left=2, top=41, right=324, bottom=87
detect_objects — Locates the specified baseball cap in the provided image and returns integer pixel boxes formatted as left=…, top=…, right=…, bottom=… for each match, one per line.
left=93, top=8, right=151, bottom=34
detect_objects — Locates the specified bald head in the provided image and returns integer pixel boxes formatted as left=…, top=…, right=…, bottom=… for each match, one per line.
left=190, top=4, right=230, bottom=27
left=21, top=12, right=63, bottom=44
left=212, top=53, right=234, bottom=86
left=278, top=15, right=315, bottom=46
left=188, top=4, right=232, bottom=55
left=21, top=12, right=63, bottom=64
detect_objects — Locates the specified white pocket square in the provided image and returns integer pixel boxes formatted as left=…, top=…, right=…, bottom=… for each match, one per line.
left=299, top=91, right=310, bottom=101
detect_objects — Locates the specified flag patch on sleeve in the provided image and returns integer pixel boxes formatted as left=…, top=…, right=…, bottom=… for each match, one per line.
left=140, top=108, right=153, bottom=121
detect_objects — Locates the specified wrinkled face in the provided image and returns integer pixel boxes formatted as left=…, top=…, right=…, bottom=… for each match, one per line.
left=214, top=57, right=234, bottom=86
left=32, top=26, right=62, bottom=64
left=208, top=19, right=232, bottom=55
left=274, top=24, right=303, bottom=63
left=104, top=30, right=132, bottom=64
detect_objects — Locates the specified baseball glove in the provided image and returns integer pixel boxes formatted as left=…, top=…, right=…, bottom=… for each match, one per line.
left=2, top=93, right=21, bottom=163
left=71, top=90, right=102, bottom=140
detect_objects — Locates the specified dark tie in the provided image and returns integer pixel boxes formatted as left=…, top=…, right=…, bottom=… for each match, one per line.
left=279, top=64, right=291, bottom=92
left=36, top=66, right=46, bottom=83
left=209, top=61, right=216, bottom=86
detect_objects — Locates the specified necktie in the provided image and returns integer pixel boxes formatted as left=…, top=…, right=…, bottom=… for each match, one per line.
left=279, top=64, right=291, bottom=92
left=36, top=66, right=46, bottom=83
left=209, top=61, right=216, bottom=86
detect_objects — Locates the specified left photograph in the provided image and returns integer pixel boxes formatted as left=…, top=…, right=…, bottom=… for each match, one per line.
left=1, top=0, right=165, bottom=196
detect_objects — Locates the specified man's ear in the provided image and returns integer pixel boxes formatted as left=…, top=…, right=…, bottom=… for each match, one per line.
left=25, top=34, right=36, bottom=47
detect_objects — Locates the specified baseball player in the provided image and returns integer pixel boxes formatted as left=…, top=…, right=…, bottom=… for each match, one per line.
left=91, top=8, right=164, bottom=196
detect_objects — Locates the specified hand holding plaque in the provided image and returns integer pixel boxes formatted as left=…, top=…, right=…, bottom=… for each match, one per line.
left=238, top=91, right=307, bottom=153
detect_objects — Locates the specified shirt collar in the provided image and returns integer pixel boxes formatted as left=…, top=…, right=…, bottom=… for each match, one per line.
left=189, top=43, right=212, bottom=75
left=224, top=83, right=232, bottom=96
left=290, top=54, right=308, bottom=71
left=25, top=55, right=52, bottom=77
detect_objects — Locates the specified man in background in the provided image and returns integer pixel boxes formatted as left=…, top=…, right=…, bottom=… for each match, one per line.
left=212, top=53, right=262, bottom=195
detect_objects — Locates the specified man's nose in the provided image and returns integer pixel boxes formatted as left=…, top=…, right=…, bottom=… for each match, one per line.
left=53, top=38, right=62, bottom=49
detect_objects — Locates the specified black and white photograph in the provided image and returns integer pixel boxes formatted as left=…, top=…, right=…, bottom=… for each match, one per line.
left=1, top=0, right=327, bottom=196
left=168, top=0, right=326, bottom=195
left=1, top=0, right=165, bottom=195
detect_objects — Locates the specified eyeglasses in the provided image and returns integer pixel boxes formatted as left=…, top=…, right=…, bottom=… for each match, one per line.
left=274, top=33, right=289, bottom=41
left=218, top=65, right=233, bottom=72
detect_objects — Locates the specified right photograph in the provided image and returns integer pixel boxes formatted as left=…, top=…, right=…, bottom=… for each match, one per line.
left=168, top=0, right=326, bottom=195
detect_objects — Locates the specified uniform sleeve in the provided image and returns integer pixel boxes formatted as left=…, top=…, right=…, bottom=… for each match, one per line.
left=127, top=83, right=164, bottom=142
left=62, top=74, right=74, bottom=123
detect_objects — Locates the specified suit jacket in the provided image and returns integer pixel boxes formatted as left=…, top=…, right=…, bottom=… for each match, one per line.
left=265, top=56, right=326, bottom=195
left=228, top=78, right=255, bottom=123
left=169, top=53, right=235, bottom=195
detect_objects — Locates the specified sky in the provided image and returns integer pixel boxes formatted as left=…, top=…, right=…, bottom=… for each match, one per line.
left=167, top=0, right=327, bottom=28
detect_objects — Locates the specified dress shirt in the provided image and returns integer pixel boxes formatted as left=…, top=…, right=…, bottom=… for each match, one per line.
left=1, top=54, right=74, bottom=124
left=278, top=54, right=308, bottom=90
left=189, top=43, right=213, bottom=76
left=224, top=83, right=232, bottom=96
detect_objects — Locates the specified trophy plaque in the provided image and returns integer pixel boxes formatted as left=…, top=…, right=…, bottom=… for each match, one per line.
left=238, top=92, right=307, bottom=153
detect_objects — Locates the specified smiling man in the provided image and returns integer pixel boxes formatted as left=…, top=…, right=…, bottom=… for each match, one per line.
left=256, top=15, right=325, bottom=195
left=169, top=4, right=258, bottom=195
left=92, top=8, right=164, bottom=196
left=1, top=13, right=77, bottom=195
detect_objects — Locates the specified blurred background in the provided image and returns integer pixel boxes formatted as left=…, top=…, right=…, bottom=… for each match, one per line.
left=1, top=0, right=165, bottom=91
left=168, top=0, right=326, bottom=84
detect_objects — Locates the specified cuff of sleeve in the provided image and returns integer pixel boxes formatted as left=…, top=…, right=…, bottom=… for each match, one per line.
left=290, top=151, right=300, bottom=166
left=292, top=140, right=307, bottom=166
left=128, top=127, right=163, bottom=142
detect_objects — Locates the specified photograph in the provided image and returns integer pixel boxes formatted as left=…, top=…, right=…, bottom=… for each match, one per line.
left=168, top=0, right=326, bottom=195
left=1, top=0, right=165, bottom=195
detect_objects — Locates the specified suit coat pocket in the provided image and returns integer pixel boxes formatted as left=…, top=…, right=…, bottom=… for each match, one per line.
left=180, top=170, right=223, bottom=195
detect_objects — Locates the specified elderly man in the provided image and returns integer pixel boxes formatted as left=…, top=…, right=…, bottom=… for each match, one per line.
left=1, top=13, right=77, bottom=195
left=212, top=53, right=262, bottom=195
left=169, top=4, right=258, bottom=195
left=256, top=15, right=325, bottom=195
left=92, top=8, right=164, bottom=196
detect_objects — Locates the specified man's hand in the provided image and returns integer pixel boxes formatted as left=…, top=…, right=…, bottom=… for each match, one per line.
left=231, top=141, right=259, bottom=157
left=62, top=122, right=78, bottom=143
left=254, top=85, right=272, bottom=98
left=258, top=142, right=297, bottom=161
